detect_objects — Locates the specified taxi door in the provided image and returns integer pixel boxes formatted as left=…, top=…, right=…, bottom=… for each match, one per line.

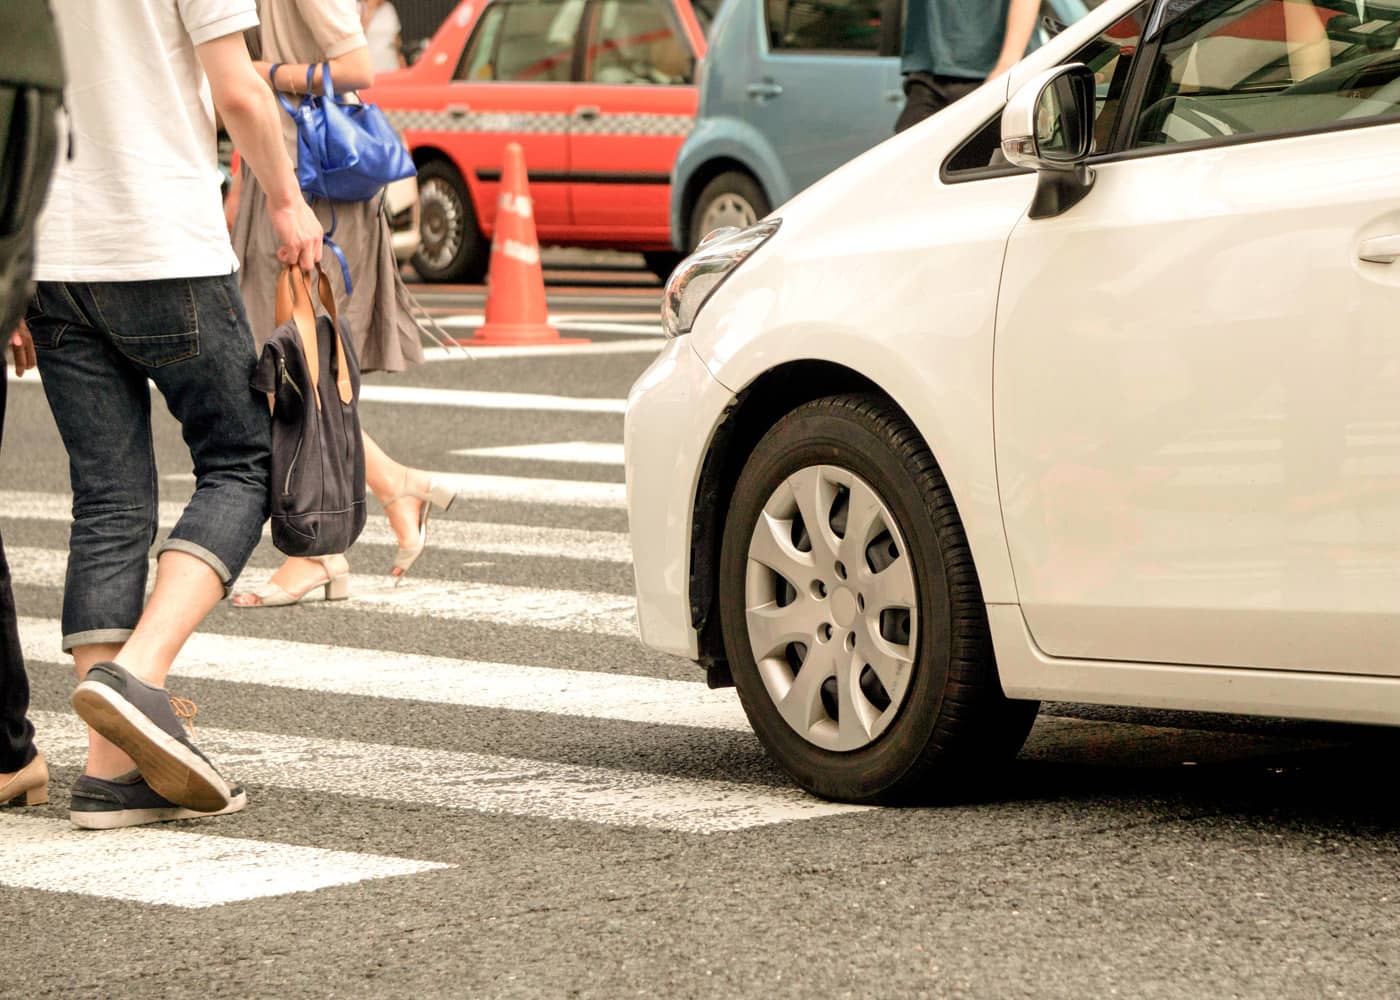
left=446, top=0, right=586, bottom=234
left=566, top=0, right=702, bottom=237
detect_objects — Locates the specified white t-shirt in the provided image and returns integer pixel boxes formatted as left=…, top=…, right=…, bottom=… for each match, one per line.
left=34, top=0, right=260, bottom=282
left=363, top=2, right=402, bottom=74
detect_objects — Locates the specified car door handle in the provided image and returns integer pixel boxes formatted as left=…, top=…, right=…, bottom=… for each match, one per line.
left=1359, top=234, right=1400, bottom=263
left=573, top=105, right=601, bottom=121
left=884, top=88, right=904, bottom=104
left=745, top=81, right=784, bottom=100
left=446, top=103, right=470, bottom=118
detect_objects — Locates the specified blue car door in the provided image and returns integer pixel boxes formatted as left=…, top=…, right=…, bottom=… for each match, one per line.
left=747, top=0, right=898, bottom=199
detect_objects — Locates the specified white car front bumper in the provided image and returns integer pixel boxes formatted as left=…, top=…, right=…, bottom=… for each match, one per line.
left=625, top=337, right=736, bottom=661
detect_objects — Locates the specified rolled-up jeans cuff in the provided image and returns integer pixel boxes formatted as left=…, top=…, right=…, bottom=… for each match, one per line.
left=62, top=627, right=136, bottom=655
left=156, top=538, right=234, bottom=595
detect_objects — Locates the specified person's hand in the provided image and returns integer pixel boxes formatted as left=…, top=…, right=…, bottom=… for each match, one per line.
left=989, top=56, right=1017, bottom=80
left=269, top=196, right=323, bottom=273
left=9, top=320, right=35, bottom=378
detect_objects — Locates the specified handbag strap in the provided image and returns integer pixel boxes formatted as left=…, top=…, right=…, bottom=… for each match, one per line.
left=268, top=63, right=301, bottom=116
left=274, top=266, right=322, bottom=412
left=314, top=265, right=355, bottom=405
left=320, top=62, right=336, bottom=101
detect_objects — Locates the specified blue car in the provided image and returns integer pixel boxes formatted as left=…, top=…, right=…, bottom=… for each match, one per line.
left=670, top=0, right=1090, bottom=252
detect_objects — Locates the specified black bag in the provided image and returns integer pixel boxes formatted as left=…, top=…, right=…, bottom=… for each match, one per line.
left=0, top=0, right=64, bottom=332
left=252, top=267, right=367, bottom=557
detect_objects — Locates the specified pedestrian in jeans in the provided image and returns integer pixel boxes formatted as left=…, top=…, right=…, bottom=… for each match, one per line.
left=16, top=0, right=322, bottom=829
left=895, top=0, right=1040, bottom=133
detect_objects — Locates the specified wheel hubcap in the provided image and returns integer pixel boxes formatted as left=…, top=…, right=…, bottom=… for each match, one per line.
left=744, top=465, right=918, bottom=752
left=698, top=193, right=757, bottom=245
left=417, top=177, right=463, bottom=270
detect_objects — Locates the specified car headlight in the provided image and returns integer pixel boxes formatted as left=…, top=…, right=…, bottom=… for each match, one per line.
left=661, top=219, right=781, bottom=339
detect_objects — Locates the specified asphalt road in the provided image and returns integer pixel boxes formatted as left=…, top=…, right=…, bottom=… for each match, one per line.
left=2, top=254, right=1398, bottom=999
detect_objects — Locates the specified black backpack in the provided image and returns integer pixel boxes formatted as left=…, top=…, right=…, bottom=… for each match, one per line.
left=0, top=1, right=64, bottom=332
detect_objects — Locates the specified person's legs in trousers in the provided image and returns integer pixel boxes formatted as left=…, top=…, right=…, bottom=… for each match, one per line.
left=0, top=370, right=49, bottom=807
left=27, top=276, right=268, bottom=816
left=895, top=72, right=981, bottom=133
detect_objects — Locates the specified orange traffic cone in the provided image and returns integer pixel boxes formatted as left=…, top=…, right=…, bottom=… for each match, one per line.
left=464, top=143, right=586, bottom=346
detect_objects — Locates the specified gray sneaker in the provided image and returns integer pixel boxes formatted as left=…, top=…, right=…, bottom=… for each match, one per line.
left=70, top=770, right=247, bottom=830
left=71, top=662, right=231, bottom=812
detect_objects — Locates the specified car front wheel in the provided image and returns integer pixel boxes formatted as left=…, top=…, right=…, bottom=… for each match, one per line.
left=412, top=160, right=486, bottom=283
left=718, top=394, right=1038, bottom=804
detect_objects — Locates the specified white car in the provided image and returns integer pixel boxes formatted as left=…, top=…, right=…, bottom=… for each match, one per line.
left=625, top=0, right=1400, bottom=804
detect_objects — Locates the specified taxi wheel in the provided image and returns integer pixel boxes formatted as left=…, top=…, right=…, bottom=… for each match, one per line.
left=689, top=172, right=769, bottom=252
left=412, top=160, right=486, bottom=283
left=718, top=394, right=1039, bottom=805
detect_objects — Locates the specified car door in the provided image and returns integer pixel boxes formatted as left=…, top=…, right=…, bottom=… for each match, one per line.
left=994, top=0, right=1400, bottom=676
left=445, top=0, right=585, bottom=232
left=567, top=0, right=702, bottom=234
left=749, top=0, right=900, bottom=197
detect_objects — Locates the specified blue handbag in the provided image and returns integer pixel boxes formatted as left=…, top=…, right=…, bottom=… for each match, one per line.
left=271, top=62, right=415, bottom=204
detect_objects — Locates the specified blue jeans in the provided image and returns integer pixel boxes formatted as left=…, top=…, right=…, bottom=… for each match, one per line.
left=25, top=275, right=271, bottom=652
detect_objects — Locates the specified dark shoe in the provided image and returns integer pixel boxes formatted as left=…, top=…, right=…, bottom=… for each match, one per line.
left=0, top=751, right=48, bottom=807
left=71, top=662, right=231, bottom=812
left=70, top=770, right=247, bottom=830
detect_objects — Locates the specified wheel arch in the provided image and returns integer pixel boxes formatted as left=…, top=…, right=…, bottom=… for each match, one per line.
left=689, top=360, right=901, bottom=687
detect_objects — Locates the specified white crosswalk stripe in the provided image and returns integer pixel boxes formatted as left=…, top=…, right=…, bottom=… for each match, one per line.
left=452, top=442, right=625, bottom=466
left=158, top=471, right=627, bottom=508
left=0, top=491, right=632, bottom=564
left=30, top=712, right=868, bottom=834
left=18, top=617, right=747, bottom=731
left=0, top=814, right=451, bottom=909
left=8, top=546, right=639, bottom=635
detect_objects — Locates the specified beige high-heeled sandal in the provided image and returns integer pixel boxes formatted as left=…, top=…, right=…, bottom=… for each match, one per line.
left=384, top=474, right=458, bottom=582
left=232, top=555, right=350, bottom=608
left=0, top=751, right=48, bottom=807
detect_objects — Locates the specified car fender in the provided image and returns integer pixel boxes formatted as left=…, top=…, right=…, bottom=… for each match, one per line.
left=670, top=117, right=790, bottom=251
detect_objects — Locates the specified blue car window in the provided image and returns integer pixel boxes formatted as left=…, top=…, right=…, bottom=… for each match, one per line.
left=765, top=0, right=885, bottom=53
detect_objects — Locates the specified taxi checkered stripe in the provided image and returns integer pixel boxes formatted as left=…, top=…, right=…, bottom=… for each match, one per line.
left=385, top=109, right=693, bottom=138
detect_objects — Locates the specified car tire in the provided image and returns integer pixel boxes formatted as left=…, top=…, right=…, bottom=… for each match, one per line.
left=643, top=251, right=682, bottom=282
left=688, top=172, right=769, bottom=252
left=718, top=394, right=1039, bottom=804
left=412, top=159, right=486, bottom=283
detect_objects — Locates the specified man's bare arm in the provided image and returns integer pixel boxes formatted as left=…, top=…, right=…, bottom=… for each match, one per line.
left=991, top=0, right=1041, bottom=79
left=197, top=32, right=322, bottom=271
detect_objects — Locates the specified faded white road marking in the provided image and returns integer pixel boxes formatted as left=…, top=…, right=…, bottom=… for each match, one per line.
left=0, top=490, right=631, bottom=563
left=453, top=441, right=624, bottom=466
left=420, top=338, right=662, bottom=360
left=359, top=385, right=625, bottom=413
left=157, top=471, right=627, bottom=508
left=31, top=713, right=868, bottom=834
left=19, top=617, right=746, bottom=730
left=0, top=814, right=449, bottom=909
left=7, top=546, right=637, bottom=635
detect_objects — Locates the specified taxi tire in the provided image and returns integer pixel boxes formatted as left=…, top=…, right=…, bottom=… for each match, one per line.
left=688, top=172, right=770, bottom=252
left=717, top=393, right=1040, bottom=805
left=412, top=160, right=486, bottom=284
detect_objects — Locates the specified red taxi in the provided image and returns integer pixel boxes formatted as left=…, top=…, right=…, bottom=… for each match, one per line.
left=367, top=0, right=712, bottom=282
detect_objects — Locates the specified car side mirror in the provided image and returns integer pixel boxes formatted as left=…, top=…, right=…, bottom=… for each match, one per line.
left=1000, top=64, right=1097, bottom=219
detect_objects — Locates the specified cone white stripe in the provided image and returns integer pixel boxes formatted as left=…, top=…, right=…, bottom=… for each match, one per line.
left=31, top=712, right=868, bottom=834
left=18, top=618, right=747, bottom=730
left=0, top=814, right=450, bottom=909
left=6, top=547, right=638, bottom=635
left=0, top=491, right=632, bottom=563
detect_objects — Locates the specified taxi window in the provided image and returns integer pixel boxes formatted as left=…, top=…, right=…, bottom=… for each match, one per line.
left=586, top=0, right=694, bottom=84
left=456, top=0, right=581, bottom=82
left=766, top=0, right=884, bottom=53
